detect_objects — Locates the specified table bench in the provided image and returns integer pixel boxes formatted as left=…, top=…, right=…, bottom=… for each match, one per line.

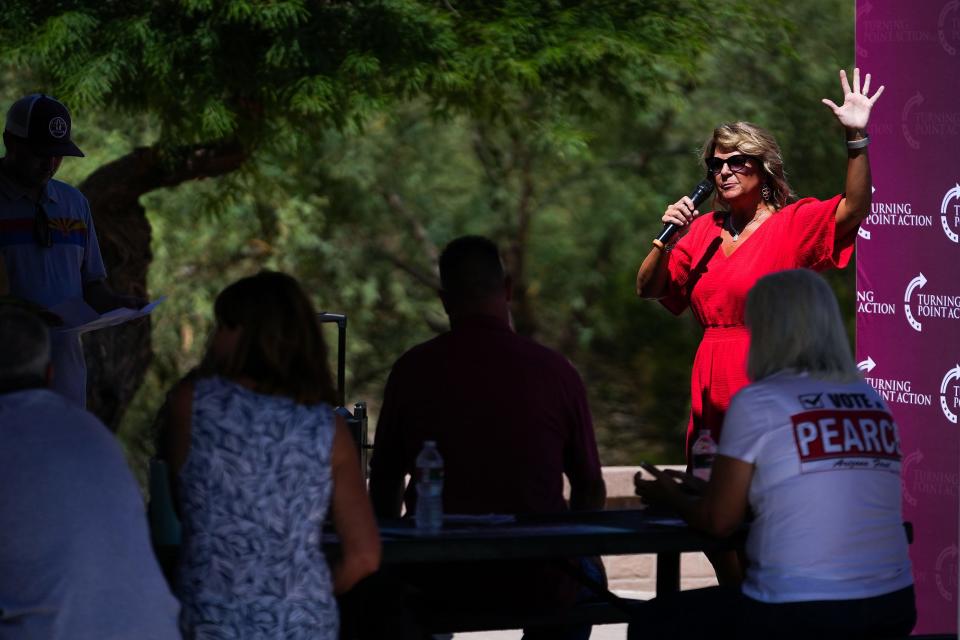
left=327, top=509, right=745, bottom=635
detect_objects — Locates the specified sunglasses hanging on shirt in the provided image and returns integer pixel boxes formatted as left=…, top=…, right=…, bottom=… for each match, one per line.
left=33, top=202, right=52, bottom=248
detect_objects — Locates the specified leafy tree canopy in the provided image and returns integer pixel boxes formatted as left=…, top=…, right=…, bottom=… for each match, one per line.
left=2, top=0, right=717, bottom=147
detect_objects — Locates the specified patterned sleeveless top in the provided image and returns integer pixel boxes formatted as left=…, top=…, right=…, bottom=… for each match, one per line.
left=176, top=376, right=338, bottom=640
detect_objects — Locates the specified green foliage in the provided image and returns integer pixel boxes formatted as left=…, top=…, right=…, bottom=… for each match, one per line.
left=0, top=0, right=726, bottom=145
left=2, top=0, right=857, bottom=474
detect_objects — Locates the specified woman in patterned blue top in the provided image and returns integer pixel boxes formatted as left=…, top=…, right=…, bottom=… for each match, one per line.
left=160, top=271, right=381, bottom=640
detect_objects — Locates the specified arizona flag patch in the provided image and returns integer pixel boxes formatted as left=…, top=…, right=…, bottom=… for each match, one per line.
left=791, top=409, right=901, bottom=474
left=50, top=217, right=87, bottom=234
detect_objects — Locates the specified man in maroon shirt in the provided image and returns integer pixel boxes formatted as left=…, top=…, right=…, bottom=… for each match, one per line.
left=369, top=235, right=606, bottom=639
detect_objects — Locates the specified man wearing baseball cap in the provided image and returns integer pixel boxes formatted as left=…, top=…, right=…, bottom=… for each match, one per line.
left=0, top=93, right=142, bottom=408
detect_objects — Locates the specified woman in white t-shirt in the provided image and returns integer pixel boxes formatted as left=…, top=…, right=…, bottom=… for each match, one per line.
left=631, top=269, right=915, bottom=639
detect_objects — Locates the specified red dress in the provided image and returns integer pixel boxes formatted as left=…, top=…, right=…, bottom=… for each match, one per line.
left=660, top=195, right=854, bottom=461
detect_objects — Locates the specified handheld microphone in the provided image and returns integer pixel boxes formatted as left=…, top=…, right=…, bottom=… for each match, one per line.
left=653, top=179, right=715, bottom=248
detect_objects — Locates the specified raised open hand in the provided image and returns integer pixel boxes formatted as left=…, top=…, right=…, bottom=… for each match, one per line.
left=821, top=68, right=884, bottom=131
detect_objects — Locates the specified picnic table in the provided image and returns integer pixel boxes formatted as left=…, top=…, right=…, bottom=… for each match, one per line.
left=326, top=508, right=745, bottom=634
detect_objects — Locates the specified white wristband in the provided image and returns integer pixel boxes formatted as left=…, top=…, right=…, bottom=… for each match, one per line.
left=846, top=135, right=870, bottom=150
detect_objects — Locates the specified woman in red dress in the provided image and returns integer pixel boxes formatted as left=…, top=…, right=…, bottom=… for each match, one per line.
left=636, top=68, right=884, bottom=464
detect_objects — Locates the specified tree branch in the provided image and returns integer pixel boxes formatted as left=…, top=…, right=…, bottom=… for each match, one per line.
left=373, top=246, right=441, bottom=291
left=471, top=125, right=509, bottom=190
left=379, top=190, right=440, bottom=266
left=77, top=139, right=249, bottom=431
left=80, top=140, right=249, bottom=216
left=504, top=129, right=538, bottom=337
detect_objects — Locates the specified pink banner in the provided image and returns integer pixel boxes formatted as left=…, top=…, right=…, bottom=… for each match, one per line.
left=856, top=0, right=960, bottom=633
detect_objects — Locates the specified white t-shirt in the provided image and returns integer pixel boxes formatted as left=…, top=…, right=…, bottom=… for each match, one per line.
left=719, top=370, right=914, bottom=603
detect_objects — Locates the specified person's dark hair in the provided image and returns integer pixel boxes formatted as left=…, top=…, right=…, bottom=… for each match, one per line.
left=0, top=306, right=50, bottom=391
left=438, top=235, right=505, bottom=302
left=211, top=271, right=338, bottom=405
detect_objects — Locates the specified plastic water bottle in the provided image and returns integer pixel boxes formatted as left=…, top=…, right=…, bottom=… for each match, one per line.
left=691, top=430, right=718, bottom=482
left=415, top=440, right=444, bottom=534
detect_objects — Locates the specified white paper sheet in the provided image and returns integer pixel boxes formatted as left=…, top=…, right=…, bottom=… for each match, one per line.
left=50, top=296, right=166, bottom=334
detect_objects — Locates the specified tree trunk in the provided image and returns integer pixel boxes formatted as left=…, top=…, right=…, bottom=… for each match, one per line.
left=80, top=141, right=248, bottom=431
left=505, top=144, right=537, bottom=338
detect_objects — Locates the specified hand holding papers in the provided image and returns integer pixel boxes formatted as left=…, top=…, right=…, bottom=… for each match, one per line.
left=50, top=296, right=165, bottom=334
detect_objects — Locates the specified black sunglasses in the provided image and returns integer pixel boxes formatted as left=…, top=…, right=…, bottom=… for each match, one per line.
left=33, top=203, right=52, bottom=248
left=705, top=154, right=757, bottom=176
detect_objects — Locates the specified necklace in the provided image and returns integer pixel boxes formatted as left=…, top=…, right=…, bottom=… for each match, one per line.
left=726, top=210, right=769, bottom=242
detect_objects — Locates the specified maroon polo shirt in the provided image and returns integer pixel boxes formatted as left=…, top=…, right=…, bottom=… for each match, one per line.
left=369, top=313, right=603, bottom=610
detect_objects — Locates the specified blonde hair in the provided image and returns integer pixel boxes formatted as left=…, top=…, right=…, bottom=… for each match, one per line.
left=701, top=121, right=796, bottom=210
left=745, top=269, right=860, bottom=383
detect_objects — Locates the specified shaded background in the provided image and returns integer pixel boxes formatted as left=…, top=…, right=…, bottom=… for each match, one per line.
left=0, top=0, right=856, bottom=481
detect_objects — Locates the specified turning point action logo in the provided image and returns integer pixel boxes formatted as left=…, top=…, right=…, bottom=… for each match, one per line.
left=858, top=185, right=938, bottom=240
left=936, top=544, right=958, bottom=602
left=942, top=364, right=960, bottom=424
left=902, top=447, right=960, bottom=510
left=900, top=449, right=923, bottom=507
left=903, top=273, right=927, bottom=331
left=942, top=183, right=960, bottom=243
left=860, top=1, right=960, bottom=58
left=941, top=0, right=960, bottom=56
left=861, top=357, right=933, bottom=407
left=860, top=183, right=960, bottom=241
left=901, top=91, right=960, bottom=150
left=903, top=273, right=960, bottom=332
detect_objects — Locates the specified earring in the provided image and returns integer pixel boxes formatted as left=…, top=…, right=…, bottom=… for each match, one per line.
left=761, top=183, right=772, bottom=202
